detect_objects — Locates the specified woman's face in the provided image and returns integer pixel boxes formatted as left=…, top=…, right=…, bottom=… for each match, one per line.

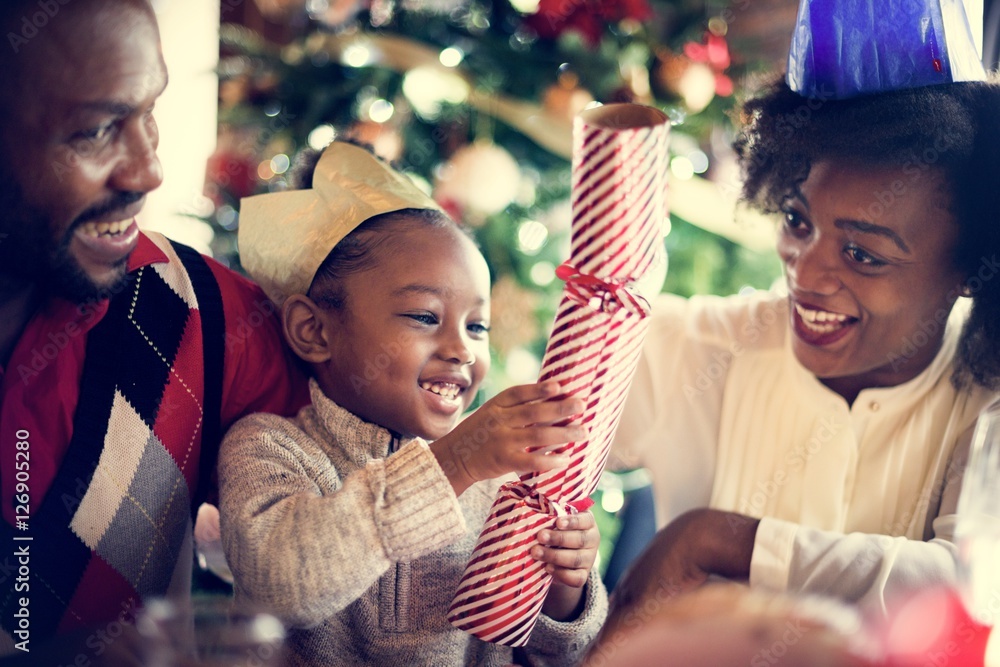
left=777, top=160, right=967, bottom=399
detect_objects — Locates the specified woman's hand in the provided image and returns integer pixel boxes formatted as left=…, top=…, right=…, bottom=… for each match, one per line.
left=609, top=509, right=760, bottom=620
left=535, top=511, right=601, bottom=621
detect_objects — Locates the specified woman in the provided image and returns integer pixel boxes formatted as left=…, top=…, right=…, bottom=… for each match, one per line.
left=609, top=73, right=1000, bottom=615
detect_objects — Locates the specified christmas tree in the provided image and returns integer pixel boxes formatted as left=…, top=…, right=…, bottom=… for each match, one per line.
left=204, top=0, right=784, bottom=571
left=208, top=0, right=781, bottom=381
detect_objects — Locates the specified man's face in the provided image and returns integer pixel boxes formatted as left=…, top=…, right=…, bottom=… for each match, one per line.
left=0, top=2, right=167, bottom=303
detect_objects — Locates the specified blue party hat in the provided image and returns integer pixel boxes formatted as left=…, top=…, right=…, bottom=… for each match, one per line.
left=787, top=0, right=987, bottom=99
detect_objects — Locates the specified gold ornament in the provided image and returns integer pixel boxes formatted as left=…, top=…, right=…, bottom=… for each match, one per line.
left=489, top=275, right=541, bottom=357
left=542, top=72, right=594, bottom=122
left=655, top=50, right=716, bottom=113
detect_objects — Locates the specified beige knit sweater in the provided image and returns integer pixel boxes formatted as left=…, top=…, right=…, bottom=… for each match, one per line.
left=219, top=379, right=608, bottom=666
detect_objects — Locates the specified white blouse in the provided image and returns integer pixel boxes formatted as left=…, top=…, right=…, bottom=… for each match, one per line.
left=611, top=290, right=996, bottom=611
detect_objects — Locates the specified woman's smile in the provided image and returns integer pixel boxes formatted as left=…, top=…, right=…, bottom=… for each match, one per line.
left=790, top=300, right=858, bottom=346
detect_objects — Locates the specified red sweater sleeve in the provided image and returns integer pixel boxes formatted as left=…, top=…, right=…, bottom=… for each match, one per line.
left=205, top=258, right=310, bottom=429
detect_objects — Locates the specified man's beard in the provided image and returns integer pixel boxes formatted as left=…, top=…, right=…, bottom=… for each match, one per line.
left=0, top=180, right=136, bottom=304
left=47, top=238, right=132, bottom=305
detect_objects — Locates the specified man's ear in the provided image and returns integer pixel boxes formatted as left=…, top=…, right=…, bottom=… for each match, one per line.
left=282, top=294, right=335, bottom=364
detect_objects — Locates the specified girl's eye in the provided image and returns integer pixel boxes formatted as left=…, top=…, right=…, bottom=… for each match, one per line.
left=468, top=322, right=490, bottom=336
left=406, top=313, right=438, bottom=326
left=844, top=243, right=886, bottom=267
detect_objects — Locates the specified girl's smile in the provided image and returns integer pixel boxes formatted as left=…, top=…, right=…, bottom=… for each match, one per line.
left=310, top=221, right=491, bottom=441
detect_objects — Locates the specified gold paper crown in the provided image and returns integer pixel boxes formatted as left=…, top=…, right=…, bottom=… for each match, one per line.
left=239, top=141, right=444, bottom=304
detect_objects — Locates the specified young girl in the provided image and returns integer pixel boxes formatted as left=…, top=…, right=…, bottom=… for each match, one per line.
left=219, top=141, right=608, bottom=666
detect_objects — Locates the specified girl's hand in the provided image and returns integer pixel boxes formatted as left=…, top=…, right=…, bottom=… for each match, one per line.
left=430, top=381, right=586, bottom=496
left=536, top=511, right=600, bottom=621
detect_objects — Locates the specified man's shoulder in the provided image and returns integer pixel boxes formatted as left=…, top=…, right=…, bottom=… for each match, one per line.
left=138, top=231, right=273, bottom=312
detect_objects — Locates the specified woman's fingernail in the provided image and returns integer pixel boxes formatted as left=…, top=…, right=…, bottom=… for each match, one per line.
left=531, top=546, right=543, bottom=559
left=556, top=518, right=568, bottom=529
left=538, top=530, right=550, bottom=543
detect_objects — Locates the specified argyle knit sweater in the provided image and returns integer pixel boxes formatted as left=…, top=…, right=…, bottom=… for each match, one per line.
left=0, top=234, right=225, bottom=651
left=219, top=379, right=608, bottom=666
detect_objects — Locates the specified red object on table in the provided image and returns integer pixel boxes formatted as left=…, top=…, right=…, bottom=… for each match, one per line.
left=878, top=586, right=992, bottom=667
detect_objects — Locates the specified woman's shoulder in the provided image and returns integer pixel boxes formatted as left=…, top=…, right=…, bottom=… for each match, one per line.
left=648, top=289, right=788, bottom=349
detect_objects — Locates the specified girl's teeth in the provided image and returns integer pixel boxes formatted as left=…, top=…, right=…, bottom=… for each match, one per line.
left=420, top=381, right=461, bottom=399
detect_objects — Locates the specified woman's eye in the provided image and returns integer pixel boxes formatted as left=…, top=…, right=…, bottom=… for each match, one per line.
left=782, top=209, right=809, bottom=233
left=844, top=244, right=886, bottom=267
left=468, top=322, right=490, bottom=336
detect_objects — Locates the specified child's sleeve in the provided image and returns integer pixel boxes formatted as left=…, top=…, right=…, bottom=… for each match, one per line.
left=218, top=412, right=466, bottom=628
left=521, top=568, right=610, bottom=666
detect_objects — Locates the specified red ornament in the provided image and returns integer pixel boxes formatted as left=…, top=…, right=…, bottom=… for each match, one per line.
left=205, top=149, right=258, bottom=205
left=434, top=195, right=464, bottom=225
left=525, top=0, right=652, bottom=47
left=683, top=32, right=734, bottom=97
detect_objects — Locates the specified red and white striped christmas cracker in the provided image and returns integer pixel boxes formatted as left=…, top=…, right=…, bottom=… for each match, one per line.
left=448, top=104, right=669, bottom=646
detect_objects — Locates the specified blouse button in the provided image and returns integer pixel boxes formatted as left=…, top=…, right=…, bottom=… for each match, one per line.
left=869, top=401, right=880, bottom=412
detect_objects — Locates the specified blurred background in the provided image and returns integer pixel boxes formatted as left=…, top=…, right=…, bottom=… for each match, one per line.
left=146, top=0, right=1000, bottom=588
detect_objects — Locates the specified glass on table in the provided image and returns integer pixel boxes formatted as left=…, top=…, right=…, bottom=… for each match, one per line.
left=137, top=595, right=285, bottom=667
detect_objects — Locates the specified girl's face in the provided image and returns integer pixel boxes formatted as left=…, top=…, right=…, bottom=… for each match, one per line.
left=316, top=222, right=491, bottom=441
left=778, top=160, right=966, bottom=401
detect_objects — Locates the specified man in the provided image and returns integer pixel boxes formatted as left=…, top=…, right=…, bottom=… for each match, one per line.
left=0, top=0, right=308, bottom=662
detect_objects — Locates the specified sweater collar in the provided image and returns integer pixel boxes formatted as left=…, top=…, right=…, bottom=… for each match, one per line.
left=305, top=378, right=410, bottom=462
left=127, top=232, right=169, bottom=272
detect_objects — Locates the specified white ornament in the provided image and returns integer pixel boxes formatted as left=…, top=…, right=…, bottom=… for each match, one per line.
left=435, top=142, right=521, bottom=216
left=677, top=61, right=717, bottom=113
left=402, top=0, right=467, bottom=12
